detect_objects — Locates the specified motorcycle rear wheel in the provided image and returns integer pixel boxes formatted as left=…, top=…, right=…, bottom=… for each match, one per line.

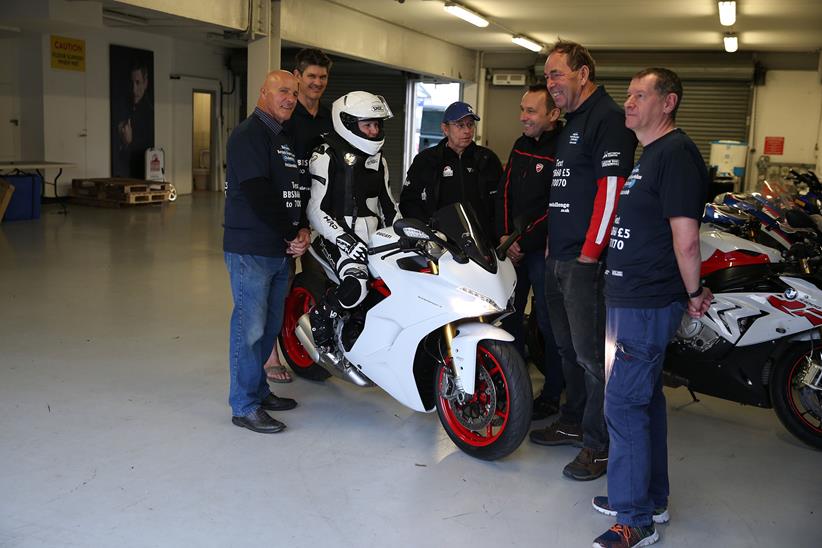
left=278, top=272, right=331, bottom=381
left=436, top=340, right=532, bottom=460
left=771, top=344, right=822, bottom=450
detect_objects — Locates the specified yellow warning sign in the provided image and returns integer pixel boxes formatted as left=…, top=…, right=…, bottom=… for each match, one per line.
left=51, top=35, right=85, bottom=72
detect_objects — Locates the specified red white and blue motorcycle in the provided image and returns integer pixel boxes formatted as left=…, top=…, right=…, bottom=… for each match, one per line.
left=665, top=220, right=822, bottom=449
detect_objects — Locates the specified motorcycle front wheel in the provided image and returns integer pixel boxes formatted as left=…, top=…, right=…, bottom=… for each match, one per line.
left=278, top=272, right=331, bottom=381
left=771, top=344, right=822, bottom=449
left=436, top=340, right=532, bottom=460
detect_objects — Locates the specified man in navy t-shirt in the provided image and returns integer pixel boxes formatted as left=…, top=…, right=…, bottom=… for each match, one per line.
left=590, top=68, right=712, bottom=548
left=223, top=70, right=310, bottom=434
left=529, top=40, right=637, bottom=483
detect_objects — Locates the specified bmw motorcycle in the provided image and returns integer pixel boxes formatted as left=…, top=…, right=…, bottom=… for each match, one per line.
left=665, top=218, right=822, bottom=449
left=278, top=204, right=533, bottom=461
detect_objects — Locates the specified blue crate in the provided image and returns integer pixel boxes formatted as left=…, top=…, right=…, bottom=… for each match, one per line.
left=1, top=174, right=42, bottom=221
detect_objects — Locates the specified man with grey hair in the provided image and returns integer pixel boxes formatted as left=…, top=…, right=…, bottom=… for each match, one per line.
left=529, top=40, right=637, bottom=483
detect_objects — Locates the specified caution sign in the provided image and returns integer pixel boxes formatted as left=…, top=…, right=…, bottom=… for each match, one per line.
left=51, top=35, right=85, bottom=72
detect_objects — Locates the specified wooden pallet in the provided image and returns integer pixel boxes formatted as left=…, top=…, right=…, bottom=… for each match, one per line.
left=69, top=178, right=170, bottom=207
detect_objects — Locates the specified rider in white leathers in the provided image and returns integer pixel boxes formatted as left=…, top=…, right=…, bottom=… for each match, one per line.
left=307, top=91, right=400, bottom=345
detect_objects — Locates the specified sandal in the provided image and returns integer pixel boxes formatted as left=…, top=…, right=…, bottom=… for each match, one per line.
left=264, top=364, right=293, bottom=383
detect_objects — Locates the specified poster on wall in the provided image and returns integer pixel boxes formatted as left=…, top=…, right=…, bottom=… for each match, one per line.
left=110, top=45, right=154, bottom=178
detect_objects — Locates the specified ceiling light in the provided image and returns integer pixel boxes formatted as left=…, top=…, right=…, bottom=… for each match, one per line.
left=443, top=2, right=489, bottom=28
left=512, top=35, right=543, bottom=53
left=724, top=32, right=738, bottom=53
left=718, top=1, right=736, bottom=27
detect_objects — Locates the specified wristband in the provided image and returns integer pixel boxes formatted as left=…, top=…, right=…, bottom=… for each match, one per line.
left=687, top=286, right=703, bottom=298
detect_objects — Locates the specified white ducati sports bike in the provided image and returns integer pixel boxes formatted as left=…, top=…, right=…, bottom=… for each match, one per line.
left=279, top=205, right=533, bottom=460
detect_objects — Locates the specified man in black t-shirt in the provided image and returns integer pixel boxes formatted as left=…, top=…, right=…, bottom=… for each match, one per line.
left=289, top=48, right=334, bottom=187
left=529, top=40, right=637, bottom=483
left=263, top=48, right=334, bottom=383
left=590, top=68, right=712, bottom=548
left=223, top=70, right=310, bottom=434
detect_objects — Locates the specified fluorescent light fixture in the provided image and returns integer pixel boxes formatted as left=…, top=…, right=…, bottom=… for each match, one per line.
left=724, top=32, right=738, bottom=53
left=512, top=35, right=543, bottom=53
left=443, top=2, right=489, bottom=28
left=718, top=1, right=736, bottom=26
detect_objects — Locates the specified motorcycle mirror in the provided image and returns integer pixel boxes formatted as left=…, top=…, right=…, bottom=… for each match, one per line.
left=393, top=218, right=437, bottom=242
left=785, top=208, right=817, bottom=230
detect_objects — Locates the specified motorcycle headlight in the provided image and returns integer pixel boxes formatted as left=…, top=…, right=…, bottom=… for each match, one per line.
left=457, top=286, right=503, bottom=313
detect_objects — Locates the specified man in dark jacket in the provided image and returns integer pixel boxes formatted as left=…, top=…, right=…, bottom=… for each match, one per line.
left=497, top=85, right=565, bottom=421
left=401, top=101, right=502, bottom=241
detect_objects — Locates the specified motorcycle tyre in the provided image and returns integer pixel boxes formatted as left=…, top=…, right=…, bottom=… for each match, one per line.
left=436, top=340, right=532, bottom=461
left=770, top=344, right=822, bottom=450
left=278, top=272, right=331, bottom=381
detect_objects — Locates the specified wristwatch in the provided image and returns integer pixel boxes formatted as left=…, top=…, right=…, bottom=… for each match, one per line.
left=687, top=286, right=703, bottom=298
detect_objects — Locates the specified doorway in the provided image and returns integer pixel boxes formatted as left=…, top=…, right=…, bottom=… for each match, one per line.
left=403, top=81, right=461, bottom=178
left=192, top=91, right=213, bottom=191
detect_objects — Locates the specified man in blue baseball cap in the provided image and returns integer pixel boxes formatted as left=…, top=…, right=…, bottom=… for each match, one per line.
left=401, top=100, right=502, bottom=241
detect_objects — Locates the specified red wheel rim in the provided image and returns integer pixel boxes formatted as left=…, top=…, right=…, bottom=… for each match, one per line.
left=438, top=346, right=510, bottom=447
left=281, top=287, right=315, bottom=369
left=786, top=351, right=822, bottom=434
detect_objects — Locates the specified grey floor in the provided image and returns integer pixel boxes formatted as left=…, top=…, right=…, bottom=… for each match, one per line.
left=1, top=193, right=819, bottom=548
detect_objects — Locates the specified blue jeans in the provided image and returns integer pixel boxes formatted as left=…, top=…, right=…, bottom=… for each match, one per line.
left=604, top=302, right=686, bottom=527
left=501, top=250, right=564, bottom=400
left=545, top=258, right=608, bottom=451
left=225, top=253, right=290, bottom=416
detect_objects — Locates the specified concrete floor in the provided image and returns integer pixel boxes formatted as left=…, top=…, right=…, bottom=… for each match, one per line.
left=1, top=193, right=819, bottom=548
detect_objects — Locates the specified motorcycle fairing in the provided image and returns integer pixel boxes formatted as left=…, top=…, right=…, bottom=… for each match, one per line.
left=339, top=227, right=517, bottom=412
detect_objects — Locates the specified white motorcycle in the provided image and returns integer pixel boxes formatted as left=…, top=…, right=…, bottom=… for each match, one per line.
left=666, top=227, right=822, bottom=449
left=279, top=205, right=533, bottom=460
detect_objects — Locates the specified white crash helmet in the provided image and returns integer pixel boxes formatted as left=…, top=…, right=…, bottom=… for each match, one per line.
left=331, top=91, right=393, bottom=156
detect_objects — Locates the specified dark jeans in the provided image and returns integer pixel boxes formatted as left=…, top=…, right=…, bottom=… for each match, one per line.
left=501, top=250, right=564, bottom=400
left=605, top=302, right=685, bottom=527
left=544, top=257, right=608, bottom=451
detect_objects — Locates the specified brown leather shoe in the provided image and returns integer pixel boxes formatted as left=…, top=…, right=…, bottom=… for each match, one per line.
left=562, top=447, right=608, bottom=481
left=529, top=420, right=583, bottom=446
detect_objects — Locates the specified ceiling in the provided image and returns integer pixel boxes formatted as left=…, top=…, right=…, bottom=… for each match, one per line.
left=331, top=0, right=822, bottom=53
left=44, top=0, right=820, bottom=60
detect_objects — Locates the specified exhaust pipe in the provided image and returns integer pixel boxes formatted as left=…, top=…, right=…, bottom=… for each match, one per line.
left=295, top=314, right=373, bottom=387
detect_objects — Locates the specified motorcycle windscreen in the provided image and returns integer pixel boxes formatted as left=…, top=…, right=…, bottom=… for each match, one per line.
left=431, top=203, right=497, bottom=273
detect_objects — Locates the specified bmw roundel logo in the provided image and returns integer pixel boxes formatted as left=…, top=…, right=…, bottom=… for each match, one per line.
left=784, top=287, right=798, bottom=300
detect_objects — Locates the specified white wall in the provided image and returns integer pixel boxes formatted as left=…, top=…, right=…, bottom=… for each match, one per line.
left=280, top=0, right=477, bottom=82
left=5, top=26, right=234, bottom=196
left=747, top=70, right=822, bottom=189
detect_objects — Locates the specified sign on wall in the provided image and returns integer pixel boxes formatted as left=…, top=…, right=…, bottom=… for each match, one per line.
left=764, top=136, right=785, bottom=156
left=110, top=45, right=155, bottom=178
left=51, top=36, right=85, bottom=72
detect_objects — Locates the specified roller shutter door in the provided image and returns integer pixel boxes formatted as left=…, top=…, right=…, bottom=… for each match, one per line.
left=597, top=78, right=752, bottom=163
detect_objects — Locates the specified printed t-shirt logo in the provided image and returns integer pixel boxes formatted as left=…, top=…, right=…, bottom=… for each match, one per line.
left=536, top=163, right=544, bottom=173
left=442, top=166, right=454, bottom=177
